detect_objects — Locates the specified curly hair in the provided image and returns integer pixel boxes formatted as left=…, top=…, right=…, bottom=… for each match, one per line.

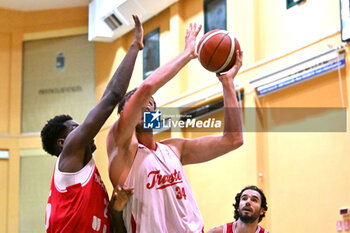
left=117, top=87, right=156, bottom=114
left=233, top=185, right=268, bottom=223
left=40, top=114, right=72, bottom=157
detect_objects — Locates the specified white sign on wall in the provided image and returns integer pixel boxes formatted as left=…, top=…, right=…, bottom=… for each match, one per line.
left=0, top=150, right=9, bottom=159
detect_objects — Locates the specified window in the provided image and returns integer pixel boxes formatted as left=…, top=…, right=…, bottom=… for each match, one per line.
left=204, top=0, right=227, bottom=33
left=287, top=0, right=305, bottom=9
left=340, top=0, right=350, bottom=41
left=143, top=28, right=160, bottom=80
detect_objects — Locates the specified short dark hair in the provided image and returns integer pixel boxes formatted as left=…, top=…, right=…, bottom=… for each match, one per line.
left=118, top=88, right=137, bottom=114
left=40, top=114, right=72, bottom=157
left=233, top=185, right=268, bottom=223
left=117, top=87, right=157, bottom=114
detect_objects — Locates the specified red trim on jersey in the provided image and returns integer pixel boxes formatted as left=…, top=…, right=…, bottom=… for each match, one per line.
left=226, top=222, right=234, bottom=233
left=131, top=214, right=136, bottom=233
left=225, top=221, right=267, bottom=233
left=139, top=142, right=157, bottom=151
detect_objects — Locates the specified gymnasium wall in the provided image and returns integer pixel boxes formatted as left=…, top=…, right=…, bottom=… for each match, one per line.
left=0, top=7, right=89, bottom=233
left=0, top=0, right=349, bottom=232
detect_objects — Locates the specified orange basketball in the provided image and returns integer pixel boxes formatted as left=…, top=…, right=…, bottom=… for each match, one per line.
left=197, top=30, right=241, bottom=73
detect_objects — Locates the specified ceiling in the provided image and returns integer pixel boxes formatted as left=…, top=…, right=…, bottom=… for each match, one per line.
left=0, top=0, right=90, bottom=11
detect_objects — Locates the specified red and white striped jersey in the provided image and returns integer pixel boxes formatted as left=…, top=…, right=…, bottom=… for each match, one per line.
left=123, top=142, right=204, bottom=233
left=45, top=157, right=110, bottom=233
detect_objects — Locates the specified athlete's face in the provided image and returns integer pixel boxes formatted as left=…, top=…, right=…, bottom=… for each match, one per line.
left=64, top=120, right=79, bottom=134
left=63, top=120, right=96, bottom=152
left=238, top=189, right=265, bottom=224
left=136, top=98, right=156, bottom=132
left=145, top=98, right=156, bottom=112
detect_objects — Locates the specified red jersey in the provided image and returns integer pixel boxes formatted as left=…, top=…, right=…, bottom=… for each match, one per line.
left=224, top=221, right=269, bottom=233
left=45, top=157, right=110, bottom=233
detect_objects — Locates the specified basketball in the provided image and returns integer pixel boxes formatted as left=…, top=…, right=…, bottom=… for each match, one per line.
left=197, top=30, right=241, bottom=73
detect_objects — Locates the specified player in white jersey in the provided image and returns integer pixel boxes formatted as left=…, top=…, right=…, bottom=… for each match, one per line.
left=207, top=186, right=270, bottom=233
left=122, top=142, right=203, bottom=232
left=106, top=22, right=243, bottom=233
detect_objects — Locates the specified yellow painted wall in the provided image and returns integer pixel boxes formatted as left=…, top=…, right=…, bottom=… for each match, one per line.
left=1, top=0, right=349, bottom=233
left=0, top=6, right=88, bottom=233
left=0, top=33, right=11, bottom=133
left=0, top=158, right=9, bottom=233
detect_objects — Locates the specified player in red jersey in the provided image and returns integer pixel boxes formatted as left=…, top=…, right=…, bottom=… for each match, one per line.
left=207, top=185, right=270, bottom=233
left=40, top=14, right=143, bottom=233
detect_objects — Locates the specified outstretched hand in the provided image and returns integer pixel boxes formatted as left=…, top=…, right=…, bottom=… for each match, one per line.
left=184, top=23, right=202, bottom=59
left=216, top=50, right=243, bottom=83
left=132, top=14, right=144, bottom=50
left=109, top=185, right=134, bottom=212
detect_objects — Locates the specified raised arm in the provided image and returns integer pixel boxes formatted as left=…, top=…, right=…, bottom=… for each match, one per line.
left=60, top=15, right=143, bottom=172
left=110, top=23, right=202, bottom=149
left=102, top=15, right=143, bottom=100
left=107, top=23, right=202, bottom=185
left=165, top=50, right=244, bottom=165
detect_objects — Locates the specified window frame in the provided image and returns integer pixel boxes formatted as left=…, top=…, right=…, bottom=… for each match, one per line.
left=287, top=0, right=305, bottom=9
left=143, top=28, right=160, bottom=80
left=204, top=0, right=227, bottom=33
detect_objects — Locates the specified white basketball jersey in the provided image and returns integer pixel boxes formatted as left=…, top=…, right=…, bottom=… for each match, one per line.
left=123, top=142, right=204, bottom=233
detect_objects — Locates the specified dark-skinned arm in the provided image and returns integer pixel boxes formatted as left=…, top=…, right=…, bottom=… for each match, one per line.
left=109, top=185, right=134, bottom=233
left=59, top=15, right=143, bottom=172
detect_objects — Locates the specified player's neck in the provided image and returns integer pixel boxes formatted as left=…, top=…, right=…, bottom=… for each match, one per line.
left=236, top=219, right=259, bottom=233
left=137, top=131, right=156, bottom=150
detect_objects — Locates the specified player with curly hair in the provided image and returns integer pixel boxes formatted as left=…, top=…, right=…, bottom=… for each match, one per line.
left=41, top=15, right=143, bottom=233
left=208, top=185, right=270, bottom=233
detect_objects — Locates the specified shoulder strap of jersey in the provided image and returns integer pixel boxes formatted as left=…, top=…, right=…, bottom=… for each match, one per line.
left=258, top=226, right=266, bottom=233
left=226, top=221, right=234, bottom=233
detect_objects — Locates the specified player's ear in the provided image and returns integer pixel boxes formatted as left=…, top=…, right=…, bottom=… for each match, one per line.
left=259, top=208, right=265, bottom=216
left=57, top=138, right=65, bottom=148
